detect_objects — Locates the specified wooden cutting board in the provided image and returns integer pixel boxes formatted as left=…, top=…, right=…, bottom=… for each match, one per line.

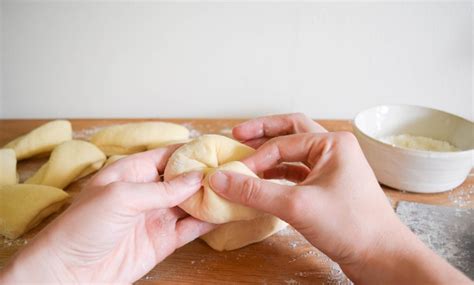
left=0, top=119, right=472, bottom=284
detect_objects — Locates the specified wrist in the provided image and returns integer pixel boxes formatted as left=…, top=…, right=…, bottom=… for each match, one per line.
left=0, top=235, right=76, bottom=283
left=342, top=221, right=469, bottom=285
left=343, top=225, right=423, bottom=284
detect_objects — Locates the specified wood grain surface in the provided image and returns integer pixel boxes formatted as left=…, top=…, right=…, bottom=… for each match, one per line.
left=0, top=119, right=472, bottom=284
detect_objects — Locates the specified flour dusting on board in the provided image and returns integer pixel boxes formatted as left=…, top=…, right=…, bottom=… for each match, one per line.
left=219, top=127, right=233, bottom=136
left=396, top=202, right=474, bottom=278
left=73, top=126, right=109, bottom=140
left=181, top=122, right=202, bottom=138
left=1, top=237, right=28, bottom=248
left=448, top=185, right=473, bottom=208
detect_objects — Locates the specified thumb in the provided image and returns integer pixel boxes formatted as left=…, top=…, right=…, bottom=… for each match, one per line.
left=209, top=171, right=296, bottom=220
left=105, top=171, right=203, bottom=212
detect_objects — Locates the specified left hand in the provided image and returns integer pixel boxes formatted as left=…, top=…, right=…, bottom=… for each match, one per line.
left=0, top=146, right=214, bottom=284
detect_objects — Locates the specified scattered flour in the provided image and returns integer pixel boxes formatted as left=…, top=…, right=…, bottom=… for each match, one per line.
left=448, top=185, right=473, bottom=208
left=73, top=126, right=109, bottom=140
left=181, top=122, right=202, bottom=138
left=1, top=237, right=28, bottom=248
left=396, top=202, right=473, bottom=278
left=275, top=226, right=295, bottom=237
left=219, top=127, right=233, bottom=136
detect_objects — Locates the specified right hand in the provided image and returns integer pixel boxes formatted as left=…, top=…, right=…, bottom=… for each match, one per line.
left=210, top=113, right=470, bottom=284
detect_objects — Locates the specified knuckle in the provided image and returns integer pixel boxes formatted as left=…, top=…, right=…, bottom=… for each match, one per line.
left=286, top=189, right=305, bottom=217
left=291, top=112, right=308, bottom=121
left=335, top=131, right=358, bottom=146
left=103, top=181, right=127, bottom=202
left=240, top=178, right=262, bottom=204
left=156, top=181, right=176, bottom=203
left=155, top=181, right=171, bottom=196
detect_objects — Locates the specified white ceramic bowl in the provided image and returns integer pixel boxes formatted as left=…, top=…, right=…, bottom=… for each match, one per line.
left=353, top=105, right=473, bottom=193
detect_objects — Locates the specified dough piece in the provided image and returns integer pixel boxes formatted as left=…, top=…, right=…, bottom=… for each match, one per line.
left=4, top=120, right=72, bottom=160
left=164, top=135, right=260, bottom=223
left=0, top=184, right=69, bottom=239
left=164, top=135, right=286, bottom=251
left=90, top=122, right=189, bottom=155
left=147, top=138, right=193, bottom=150
left=0, top=149, right=18, bottom=185
left=103, top=155, right=128, bottom=167
left=201, top=214, right=287, bottom=251
left=25, top=140, right=106, bottom=189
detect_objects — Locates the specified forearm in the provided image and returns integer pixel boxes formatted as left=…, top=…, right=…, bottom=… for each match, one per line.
left=343, top=223, right=470, bottom=284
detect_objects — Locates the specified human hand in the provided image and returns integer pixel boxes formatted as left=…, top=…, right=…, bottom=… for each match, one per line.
left=210, top=113, right=470, bottom=284
left=232, top=113, right=326, bottom=149
left=0, top=146, right=214, bottom=284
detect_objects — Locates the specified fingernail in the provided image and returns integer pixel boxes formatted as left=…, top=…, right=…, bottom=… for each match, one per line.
left=210, top=171, right=229, bottom=192
left=183, top=171, right=203, bottom=185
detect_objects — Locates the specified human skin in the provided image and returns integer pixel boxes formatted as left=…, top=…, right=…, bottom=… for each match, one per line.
left=0, top=114, right=470, bottom=284
left=210, top=113, right=471, bottom=285
left=0, top=146, right=215, bottom=284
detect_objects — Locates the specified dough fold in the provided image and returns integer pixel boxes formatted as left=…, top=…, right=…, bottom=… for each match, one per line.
left=25, top=140, right=106, bottom=189
left=164, top=135, right=286, bottom=251
left=201, top=214, right=287, bottom=251
left=0, top=149, right=18, bottom=185
left=4, top=120, right=72, bottom=160
left=90, top=122, right=189, bottom=156
left=164, top=135, right=259, bottom=223
left=0, top=184, right=69, bottom=239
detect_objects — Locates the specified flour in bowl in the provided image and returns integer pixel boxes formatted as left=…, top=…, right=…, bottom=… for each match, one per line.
left=380, top=134, right=459, bottom=152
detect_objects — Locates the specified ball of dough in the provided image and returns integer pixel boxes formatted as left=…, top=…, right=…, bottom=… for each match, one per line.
left=0, top=149, right=18, bottom=185
left=164, top=135, right=287, bottom=251
left=90, top=122, right=190, bottom=156
left=147, top=138, right=193, bottom=150
left=201, top=214, right=287, bottom=251
left=164, top=135, right=261, bottom=223
left=25, top=140, right=106, bottom=189
left=0, top=184, right=69, bottom=239
left=4, top=120, right=72, bottom=160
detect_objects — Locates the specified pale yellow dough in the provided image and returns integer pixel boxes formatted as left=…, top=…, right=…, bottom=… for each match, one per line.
left=90, top=122, right=190, bottom=156
left=201, top=214, right=287, bottom=251
left=0, top=184, right=69, bottom=239
left=164, top=134, right=286, bottom=251
left=25, top=140, right=106, bottom=189
left=4, top=120, right=72, bottom=160
left=0, top=149, right=18, bottom=185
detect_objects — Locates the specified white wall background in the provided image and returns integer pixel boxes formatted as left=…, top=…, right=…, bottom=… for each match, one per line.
left=1, top=1, right=472, bottom=119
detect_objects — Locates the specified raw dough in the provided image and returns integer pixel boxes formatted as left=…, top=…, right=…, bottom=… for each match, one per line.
left=164, top=135, right=260, bottom=223
left=90, top=122, right=189, bottom=156
left=0, top=184, right=69, bottom=239
left=164, top=135, right=286, bottom=251
left=25, top=140, right=106, bottom=189
left=4, top=120, right=72, bottom=160
left=201, top=214, right=287, bottom=251
left=0, top=149, right=18, bottom=185
left=147, top=139, right=193, bottom=150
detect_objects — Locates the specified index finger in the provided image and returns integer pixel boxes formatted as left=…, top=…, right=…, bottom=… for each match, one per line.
left=126, top=143, right=182, bottom=173
left=242, top=133, right=333, bottom=173
left=89, top=144, right=181, bottom=187
left=232, top=113, right=326, bottom=142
